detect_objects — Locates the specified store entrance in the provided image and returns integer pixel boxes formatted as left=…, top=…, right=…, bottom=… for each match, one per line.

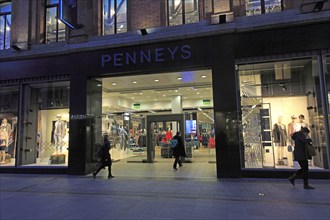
left=146, top=114, right=184, bottom=163
left=95, top=69, right=216, bottom=175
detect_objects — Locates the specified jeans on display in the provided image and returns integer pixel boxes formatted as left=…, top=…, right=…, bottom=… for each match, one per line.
left=54, top=134, right=62, bottom=153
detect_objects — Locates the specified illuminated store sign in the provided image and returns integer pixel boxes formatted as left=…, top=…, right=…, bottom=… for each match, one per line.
left=101, top=44, right=192, bottom=67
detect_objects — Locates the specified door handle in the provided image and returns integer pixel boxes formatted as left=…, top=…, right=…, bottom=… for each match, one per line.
left=25, top=137, right=32, bottom=141
left=24, top=149, right=32, bottom=152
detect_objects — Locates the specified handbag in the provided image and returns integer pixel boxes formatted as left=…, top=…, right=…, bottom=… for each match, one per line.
left=306, top=144, right=316, bottom=157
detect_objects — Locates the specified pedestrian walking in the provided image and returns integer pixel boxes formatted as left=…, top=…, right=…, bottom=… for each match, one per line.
left=93, top=134, right=114, bottom=179
left=288, top=127, right=314, bottom=189
left=172, top=131, right=186, bottom=171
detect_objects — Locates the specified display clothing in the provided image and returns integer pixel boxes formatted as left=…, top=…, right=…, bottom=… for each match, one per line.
left=119, top=126, right=128, bottom=150
left=208, top=137, right=216, bottom=149
left=54, top=119, right=66, bottom=153
left=165, top=130, right=172, bottom=141
left=272, top=123, right=287, bottom=146
left=0, top=129, right=8, bottom=150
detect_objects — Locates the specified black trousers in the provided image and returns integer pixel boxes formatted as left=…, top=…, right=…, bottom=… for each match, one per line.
left=173, top=156, right=182, bottom=169
left=296, top=159, right=309, bottom=184
left=94, top=160, right=112, bottom=176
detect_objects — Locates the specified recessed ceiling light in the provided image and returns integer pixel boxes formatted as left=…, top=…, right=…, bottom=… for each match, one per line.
left=97, top=84, right=102, bottom=87
left=154, top=79, right=159, bottom=82
left=177, top=77, right=182, bottom=80
left=175, top=90, right=178, bottom=92
left=132, top=81, right=138, bottom=84
left=201, top=75, right=206, bottom=78
left=112, top=82, right=117, bottom=86
left=163, top=94, right=166, bottom=97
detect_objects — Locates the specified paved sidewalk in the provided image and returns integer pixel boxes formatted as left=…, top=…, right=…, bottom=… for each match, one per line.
left=0, top=162, right=329, bottom=220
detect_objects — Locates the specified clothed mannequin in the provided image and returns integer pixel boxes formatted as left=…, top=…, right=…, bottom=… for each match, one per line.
left=273, top=116, right=287, bottom=165
left=288, top=115, right=298, bottom=145
left=296, top=114, right=309, bottom=131
left=118, top=125, right=128, bottom=150
left=54, top=114, right=66, bottom=154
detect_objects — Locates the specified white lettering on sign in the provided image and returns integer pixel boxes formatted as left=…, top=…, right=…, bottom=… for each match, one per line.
left=101, top=44, right=192, bottom=67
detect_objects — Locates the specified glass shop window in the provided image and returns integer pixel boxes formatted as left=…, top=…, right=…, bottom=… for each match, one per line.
left=103, top=0, right=127, bottom=35
left=0, top=1, right=11, bottom=50
left=45, top=0, right=66, bottom=44
left=168, top=0, right=199, bottom=26
left=0, top=85, right=19, bottom=166
left=18, top=81, right=70, bottom=167
left=238, top=58, right=329, bottom=170
left=245, top=0, right=282, bottom=16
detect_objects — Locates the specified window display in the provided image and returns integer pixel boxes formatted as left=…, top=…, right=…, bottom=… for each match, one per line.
left=0, top=85, right=19, bottom=166
left=239, top=58, right=329, bottom=170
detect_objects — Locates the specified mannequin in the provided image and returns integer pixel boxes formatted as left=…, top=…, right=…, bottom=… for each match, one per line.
left=287, top=115, right=298, bottom=145
left=0, top=120, right=9, bottom=164
left=54, top=114, right=66, bottom=154
left=296, top=114, right=309, bottom=131
left=118, top=125, right=128, bottom=150
left=272, top=116, right=287, bottom=165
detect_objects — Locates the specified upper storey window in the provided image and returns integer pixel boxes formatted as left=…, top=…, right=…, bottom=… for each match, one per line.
left=45, top=0, right=66, bottom=43
left=168, top=0, right=199, bottom=26
left=245, top=0, right=282, bottom=16
left=103, top=0, right=127, bottom=35
left=0, top=1, right=11, bottom=50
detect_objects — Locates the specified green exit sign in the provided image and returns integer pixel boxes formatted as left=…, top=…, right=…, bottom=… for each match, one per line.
left=133, top=103, right=140, bottom=109
left=203, top=99, right=210, bottom=105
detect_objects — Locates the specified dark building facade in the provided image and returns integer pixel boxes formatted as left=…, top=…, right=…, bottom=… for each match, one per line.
left=0, top=0, right=329, bottom=178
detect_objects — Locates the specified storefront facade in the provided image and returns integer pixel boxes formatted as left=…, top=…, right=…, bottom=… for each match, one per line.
left=1, top=16, right=330, bottom=178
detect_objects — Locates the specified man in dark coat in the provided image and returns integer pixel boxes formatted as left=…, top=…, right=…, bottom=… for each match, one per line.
left=172, top=131, right=186, bottom=171
left=288, top=127, right=314, bottom=189
left=93, top=135, right=114, bottom=179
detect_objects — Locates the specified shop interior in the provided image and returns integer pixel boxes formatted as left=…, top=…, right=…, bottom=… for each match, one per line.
left=96, top=69, right=216, bottom=165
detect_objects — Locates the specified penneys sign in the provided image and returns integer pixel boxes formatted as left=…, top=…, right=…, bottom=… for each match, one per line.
left=101, top=44, right=192, bottom=68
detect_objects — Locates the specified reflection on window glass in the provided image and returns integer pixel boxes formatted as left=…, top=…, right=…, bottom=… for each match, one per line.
left=0, top=85, right=19, bottom=166
left=245, top=0, right=261, bottom=16
left=169, top=0, right=199, bottom=26
left=103, top=0, right=127, bottom=35
left=265, top=0, right=282, bottom=13
left=169, top=0, right=183, bottom=26
left=184, top=0, right=199, bottom=24
left=245, top=0, right=281, bottom=16
left=46, top=1, right=65, bottom=44
left=238, top=58, right=328, bottom=170
left=168, top=0, right=199, bottom=26
left=0, top=2, right=11, bottom=50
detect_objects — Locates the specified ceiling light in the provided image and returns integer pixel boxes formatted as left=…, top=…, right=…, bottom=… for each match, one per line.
left=175, top=90, right=178, bottom=92
left=154, top=79, right=159, bottom=82
left=97, top=84, right=102, bottom=87
left=201, top=75, right=206, bottom=78
left=177, top=77, right=182, bottom=80
left=112, top=82, right=117, bottom=86
left=132, top=81, right=138, bottom=84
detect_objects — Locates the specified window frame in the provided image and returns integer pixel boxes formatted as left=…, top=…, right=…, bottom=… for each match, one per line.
left=0, top=1, right=11, bottom=50
left=102, top=0, right=127, bottom=35
left=167, top=0, right=200, bottom=26
left=44, top=0, right=65, bottom=44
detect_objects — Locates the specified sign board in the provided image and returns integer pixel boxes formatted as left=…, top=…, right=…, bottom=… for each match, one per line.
left=60, top=0, right=79, bottom=29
